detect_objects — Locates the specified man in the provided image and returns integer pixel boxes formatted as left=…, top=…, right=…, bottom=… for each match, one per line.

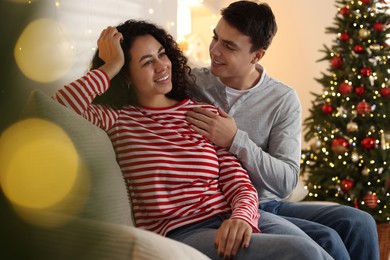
left=186, top=1, right=379, bottom=259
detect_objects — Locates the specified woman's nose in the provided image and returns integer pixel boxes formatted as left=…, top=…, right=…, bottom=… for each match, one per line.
left=155, top=59, right=167, bottom=72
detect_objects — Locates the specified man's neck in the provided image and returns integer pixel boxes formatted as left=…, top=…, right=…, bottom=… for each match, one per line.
left=221, top=66, right=262, bottom=91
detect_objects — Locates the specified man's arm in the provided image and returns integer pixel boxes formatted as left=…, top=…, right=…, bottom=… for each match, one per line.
left=186, top=107, right=237, bottom=148
left=230, top=107, right=301, bottom=199
left=186, top=93, right=301, bottom=200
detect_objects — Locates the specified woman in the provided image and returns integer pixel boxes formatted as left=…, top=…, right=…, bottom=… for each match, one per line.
left=53, top=20, right=332, bottom=260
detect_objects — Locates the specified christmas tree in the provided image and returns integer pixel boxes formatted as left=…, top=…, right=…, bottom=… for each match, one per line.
left=301, top=0, right=389, bottom=223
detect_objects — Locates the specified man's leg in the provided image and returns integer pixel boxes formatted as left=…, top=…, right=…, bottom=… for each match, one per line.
left=277, top=202, right=379, bottom=260
left=259, top=209, right=348, bottom=259
left=282, top=215, right=350, bottom=260
left=167, top=214, right=334, bottom=260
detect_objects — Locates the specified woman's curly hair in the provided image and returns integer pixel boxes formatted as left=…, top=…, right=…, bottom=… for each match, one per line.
left=90, top=19, right=194, bottom=108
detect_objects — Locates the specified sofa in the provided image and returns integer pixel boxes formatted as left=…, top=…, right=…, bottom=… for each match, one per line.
left=0, top=89, right=210, bottom=260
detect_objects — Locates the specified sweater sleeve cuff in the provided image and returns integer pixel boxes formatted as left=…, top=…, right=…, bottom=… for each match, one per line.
left=229, top=129, right=247, bottom=155
left=95, top=69, right=110, bottom=84
left=231, top=215, right=261, bottom=234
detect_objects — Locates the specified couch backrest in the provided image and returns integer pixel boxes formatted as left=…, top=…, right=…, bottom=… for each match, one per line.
left=17, top=89, right=133, bottom=226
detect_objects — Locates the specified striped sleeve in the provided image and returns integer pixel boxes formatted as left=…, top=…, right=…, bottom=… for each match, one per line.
left=216, top=146, right=260, bottom=233
left=52, top=69, right=119, bottom=130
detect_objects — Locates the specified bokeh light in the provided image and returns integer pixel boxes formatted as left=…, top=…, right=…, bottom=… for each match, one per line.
left=6, top=0, right=33, bottom=3
left=14, top=18, right=75, bottom=83
left=0, top=118, right=88, bottom=226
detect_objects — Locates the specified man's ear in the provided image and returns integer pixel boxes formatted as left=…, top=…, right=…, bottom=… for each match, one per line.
left=251, top=49, right=266, bottom=64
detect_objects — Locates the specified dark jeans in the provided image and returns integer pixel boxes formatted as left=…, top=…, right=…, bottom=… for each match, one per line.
left=260, top=201, right=379, bottom=260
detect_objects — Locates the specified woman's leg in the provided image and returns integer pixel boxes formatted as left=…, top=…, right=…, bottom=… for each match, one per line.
left=167, top=214, right=334, bottom=260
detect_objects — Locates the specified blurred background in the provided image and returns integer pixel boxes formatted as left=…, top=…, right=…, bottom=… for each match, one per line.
left=2, top=2, right=389, bottom=259
left=0, top=0, right=335, bottom=147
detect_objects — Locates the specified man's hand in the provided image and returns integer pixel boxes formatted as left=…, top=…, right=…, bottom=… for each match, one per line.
left=97, top=26, right=124, bottom=79
left=215, top=218, right=252, bottom=259
left=186, top=107, right=237, bottom=148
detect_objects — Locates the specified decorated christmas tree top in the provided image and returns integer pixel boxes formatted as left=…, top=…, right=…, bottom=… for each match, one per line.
left=301, top=0, right=389, bottom=223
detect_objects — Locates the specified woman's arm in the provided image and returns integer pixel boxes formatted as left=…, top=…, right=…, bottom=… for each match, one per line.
left=53, top=26, right=125, bottom=130
left=53, top=69, right=117, bottom=130
left=214, top=146, right=260, bottom=258
left=216, top=147, right=260, bottom=230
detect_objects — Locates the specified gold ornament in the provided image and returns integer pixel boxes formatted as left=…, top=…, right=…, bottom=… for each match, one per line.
left=346, top=121, right=359, bottom=132
left=384, top=131, right=390, bottom=142
left=358, top=28, right=370, bottom=39
left=310, top=138, right=322, bottom=150
left=369, top=44, right=381, bottom=51
left=381, top=130, right=390, bottom=150
left=361, top=168, right=369, bottom=176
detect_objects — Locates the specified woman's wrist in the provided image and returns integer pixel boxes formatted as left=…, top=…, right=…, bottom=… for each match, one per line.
left=99, top=62, right=122, bottom=80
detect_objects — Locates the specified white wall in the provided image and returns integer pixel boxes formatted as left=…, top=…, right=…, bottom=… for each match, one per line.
left=190, top=0, right=335, bottom=148
left=2, top=0, right=179, bottom=131
left=262, top=0, right=335, bottom=148
left=36, top=0, right=178, bottom=94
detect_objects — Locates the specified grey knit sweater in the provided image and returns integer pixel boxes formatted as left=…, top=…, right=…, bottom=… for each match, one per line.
left=191, top=66, right=302, bottom=203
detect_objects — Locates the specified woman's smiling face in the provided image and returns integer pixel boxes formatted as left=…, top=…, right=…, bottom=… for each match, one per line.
left=128, top=34, right=172, bottom=106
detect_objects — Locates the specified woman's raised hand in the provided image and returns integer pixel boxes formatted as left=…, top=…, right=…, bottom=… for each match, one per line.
left=97, top=26, right=124, bottom=79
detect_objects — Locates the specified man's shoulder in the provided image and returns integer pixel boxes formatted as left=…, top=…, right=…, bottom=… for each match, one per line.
left=192, top=66, right=210, bottom=74
left=191, top=67, right=221, bottom=92
left=192, top=67, right=214, bottom=81
left=263, top=74, right=297, bottom=97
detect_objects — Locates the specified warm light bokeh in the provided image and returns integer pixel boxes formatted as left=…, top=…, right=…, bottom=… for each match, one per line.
left=0, top=118, right=92, bottom=227
left=14, top=18, right=75, bottom=83
left=0, top=118, right=79, bottom=209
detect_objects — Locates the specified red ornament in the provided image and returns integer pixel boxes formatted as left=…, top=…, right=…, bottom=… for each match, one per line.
left=331, top=56, right=343, bottom=69
left=380, top=87, right=390, bottom=98
left=339, top=32, right=350, bottom=42
left=354, top=198, right=359, bottom=209
left=353, top=45, right=364, bottom=54
left=338, top=82, right=353, bottom=95
left=357, top=100, right=371, bottom=114
left=363, top=193, right=378, bottom=208
left=361, top=0, right=371, bottom=4
left=322, top=104, right=333, bottom=115
left=373, top=22, right=384, bottom=32
left=360, top=67, right=372, bottom=77
left=355, top=86, right=365, bottom=96
left=332, top=137, right=349, bottom=153
left=340, top=179, right=354, bottom=193
left=340, top=7, right=350, bottom=16
left=361, top=137, right=376, bottom=150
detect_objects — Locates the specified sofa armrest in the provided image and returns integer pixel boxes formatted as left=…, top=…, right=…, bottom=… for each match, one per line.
left=1, top=207, right=210, bottom=260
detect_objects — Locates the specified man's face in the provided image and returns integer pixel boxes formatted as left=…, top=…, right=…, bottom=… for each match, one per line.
left=209, top=18, right=258, bottom=87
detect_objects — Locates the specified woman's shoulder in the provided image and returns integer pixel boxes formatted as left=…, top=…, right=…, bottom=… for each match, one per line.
left=187, top=99, right=218, bottom=113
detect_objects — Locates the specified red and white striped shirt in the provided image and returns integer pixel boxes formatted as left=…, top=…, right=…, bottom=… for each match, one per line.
left=53, top=69, right=260, bottom=236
